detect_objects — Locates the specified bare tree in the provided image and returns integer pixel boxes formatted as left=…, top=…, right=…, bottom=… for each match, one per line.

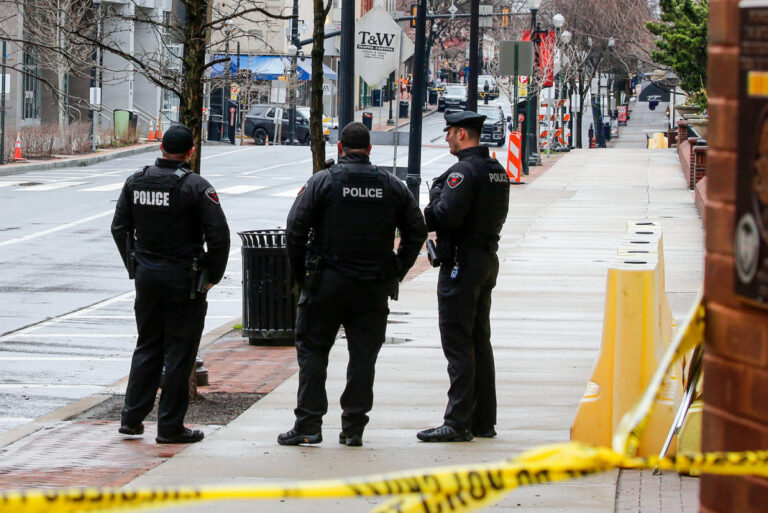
left=309, top=0, right=332, bottom=174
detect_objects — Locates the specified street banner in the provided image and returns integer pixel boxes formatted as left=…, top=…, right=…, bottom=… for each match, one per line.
left=522, top=30, right=556, bottom=87
left=618, top=105, right=628, bottom=123
left=355, top=5, right=414, bottom=86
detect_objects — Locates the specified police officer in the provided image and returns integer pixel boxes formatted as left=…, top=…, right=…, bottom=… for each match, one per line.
left=279, top=122, right=427, bottom=447
left=418, top=111, right=510, bottom=442
left=111, top=124, right=230, bottom=444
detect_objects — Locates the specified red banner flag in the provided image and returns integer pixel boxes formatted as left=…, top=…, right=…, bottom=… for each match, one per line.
left=522, top=30, right=556, bottom=88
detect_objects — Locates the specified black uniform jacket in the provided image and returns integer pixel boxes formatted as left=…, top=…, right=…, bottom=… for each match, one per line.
left=111, top=158, right=230, bottom=284
left=286, top=153, right=427, bottom=282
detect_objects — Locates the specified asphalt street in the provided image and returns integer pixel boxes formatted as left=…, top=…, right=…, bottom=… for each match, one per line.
left=0, top=112, right=459, bottom=436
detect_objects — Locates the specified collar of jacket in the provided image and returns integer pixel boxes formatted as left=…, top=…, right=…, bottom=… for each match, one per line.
left=457, top=145, right=489, bottom=160
left=339, top=153, right=371, bottom=165
left=155, top=158, right=189, bottom=169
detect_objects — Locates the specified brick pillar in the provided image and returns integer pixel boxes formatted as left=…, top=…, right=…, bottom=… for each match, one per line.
left=702, top=2, right=768, bottom=512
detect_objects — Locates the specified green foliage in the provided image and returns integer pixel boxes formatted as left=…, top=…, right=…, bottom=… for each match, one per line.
left=646, top=0, right=709, bottom=97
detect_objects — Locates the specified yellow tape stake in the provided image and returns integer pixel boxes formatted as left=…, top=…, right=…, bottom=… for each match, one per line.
left=612, top=289, right=705, bottom=458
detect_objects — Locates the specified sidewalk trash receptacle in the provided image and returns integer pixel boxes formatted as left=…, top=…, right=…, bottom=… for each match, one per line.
left=238, top=229, right=297, bottom=346
left=372, top=89, right=382, bottom=107
left=428, top=88, right=438, bottom=105
left=208, top=115, right=223, bottom=141
left=399, top=100, right=409, bottom=118
left=362, top=112, right=373, bottom=130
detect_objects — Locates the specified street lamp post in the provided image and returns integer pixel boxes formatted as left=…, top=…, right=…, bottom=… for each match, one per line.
left=288, top=0, right=300, bottom=145
left=387, top=72, right=395, bottom=125
left=527, top=0, right=542, bottom=169
left=559, top=29, right=571, bottom=150
left=550, top=13, right=564, bottom=157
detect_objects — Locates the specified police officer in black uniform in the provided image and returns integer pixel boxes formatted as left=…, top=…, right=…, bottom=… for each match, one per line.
left=111, top=125, right=230, bottom=444
left=279, top=122, right=427, bottom=447
left=418, top=111, right=510, bottom=442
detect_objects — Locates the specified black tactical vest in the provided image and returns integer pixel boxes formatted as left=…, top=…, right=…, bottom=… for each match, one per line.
left=316, top=163, right=396, bottom=266
left=464, top=154, right=510, bottom=242
left=130, top=165, right=203, bottom=259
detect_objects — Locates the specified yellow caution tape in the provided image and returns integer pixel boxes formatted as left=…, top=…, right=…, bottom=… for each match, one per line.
left=3, top=442, right=768, bottom=513
left=612, top=289, right=705, bottom=457
left=4, top=292, right=765, bottom=513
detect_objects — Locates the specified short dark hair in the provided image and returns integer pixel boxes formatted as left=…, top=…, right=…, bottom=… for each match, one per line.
left=340, top=121, right=370, bottom=150
left=460, top=125, right=481, bottom=140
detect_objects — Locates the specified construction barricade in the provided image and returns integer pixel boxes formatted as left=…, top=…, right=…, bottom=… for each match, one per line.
left=506, top=131, right=522, bottom=183
left=571, top=221, right=684, bottom=457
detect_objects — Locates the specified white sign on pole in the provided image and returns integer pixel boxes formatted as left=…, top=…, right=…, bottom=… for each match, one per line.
left=89, top=87, right=101, bottom=105
left=355, top=5, right=414, bottom=86
left=479, top=5, right=492, bottom=28
left=322, top=83, right=334, bottom=96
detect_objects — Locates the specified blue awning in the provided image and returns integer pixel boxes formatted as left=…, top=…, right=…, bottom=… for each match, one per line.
left=210, top=55, right=337, bottom=81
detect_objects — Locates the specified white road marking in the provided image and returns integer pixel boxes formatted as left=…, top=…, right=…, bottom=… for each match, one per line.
left=206, top=299, right=240, bottom=303
left=18, top=181, right=88, bottom=191
left=241, top=158, right=312, bottom=176
left=423, top=152, right=451, bottom=166
left=0, top=356, right=130, bottom=361
left=217, top=185, right=267, bottom=195
left=273, top=186, right=302, bottom=197
left=0, top=182, right=17, bottom=188
left=201, top=147, right=257, bottom=160
left=81, top=182, right=124, bottom=192
left=0, top=417, right=34, bottom=422
left=10, top=333, right=136, bottom=339
left=0, top=384, right=106, bottom=390
left=0, top=209, right=113, bottom=248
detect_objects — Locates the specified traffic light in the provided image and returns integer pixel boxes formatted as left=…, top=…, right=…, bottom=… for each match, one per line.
left=502, top=8, right=509, bottom=27
left=410, top=3, right=417, bottom=28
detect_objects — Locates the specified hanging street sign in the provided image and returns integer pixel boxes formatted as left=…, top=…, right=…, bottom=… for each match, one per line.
left=355, top=5, right=414, bottom=86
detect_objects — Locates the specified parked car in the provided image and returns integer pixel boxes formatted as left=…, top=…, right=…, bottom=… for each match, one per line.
left=438, top=84, right=467, bottom=112
left=297, top=107, right=337, bottom=140
left=244, top=104, right=311, bottom=145
left=478, top=75, right=500, bottom=100
left=477, top=105, right=509, bottom=146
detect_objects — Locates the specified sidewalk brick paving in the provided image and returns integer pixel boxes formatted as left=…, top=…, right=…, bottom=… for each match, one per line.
left=616, top=470, right=699, bottom=513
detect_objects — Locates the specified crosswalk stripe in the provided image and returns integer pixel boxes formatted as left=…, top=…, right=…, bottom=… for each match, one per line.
left=81, top=182, right=124, bottom=192
left=273, top=187, right=301, bottom=197
left=19, top=182, right=88, bottom=191
left=0, top=182, right=16, bottom=188
left=217, top=185, right=267, bottom=195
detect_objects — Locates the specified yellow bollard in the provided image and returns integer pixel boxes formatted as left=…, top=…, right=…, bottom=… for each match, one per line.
left=571, top=223, right=682, bottom=457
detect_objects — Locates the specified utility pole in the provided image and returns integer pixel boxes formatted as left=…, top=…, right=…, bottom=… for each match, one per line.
left=406, top=0, right=427, bottom=200
left=467, top=0, right=479, bottom=111
left=338, top=1, right=354, bottom=133
left=288, top=0, right=299, bottom=145
left=1, top=40, right=5, bottom=165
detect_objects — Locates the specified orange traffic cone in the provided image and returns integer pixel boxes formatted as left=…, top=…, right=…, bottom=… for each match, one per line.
left=265, top=135, right=269, bottom=146
left=148, top=122, right=155, bottom=141
left=155, top=125, right=162, bottom=139
left=492, top=151, right=496, bottom=159
left=13, top=134, right=22, bottom=160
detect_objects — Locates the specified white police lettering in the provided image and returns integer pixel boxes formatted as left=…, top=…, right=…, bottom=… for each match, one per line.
left=489, top=173, right=509, bottom=183
left=342, top=186, right=383, bottom=199
left=133, top=190, right=170, bottom=206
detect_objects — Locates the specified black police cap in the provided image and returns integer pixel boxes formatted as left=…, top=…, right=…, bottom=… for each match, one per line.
left=340, top=121, right=370, bottom=149
left=162, top=124, right=194, bottom=154
left=443, top=111, right=486, bottom=132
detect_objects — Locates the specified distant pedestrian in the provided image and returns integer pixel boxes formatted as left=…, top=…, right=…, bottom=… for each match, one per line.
left=279, top=122, right=426, bottom=447
left=588, top=124, right=594, bottom=147
left=418, top=111, right=510, bottom=443
left=111, top=125, right=230, bottom=444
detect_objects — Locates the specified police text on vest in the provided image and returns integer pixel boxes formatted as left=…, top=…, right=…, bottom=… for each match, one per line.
left=134, top=190, right=170, bottom=206
left=343, top=186, right=383, bottom=199
left=489, top=173, right=509, bottom=183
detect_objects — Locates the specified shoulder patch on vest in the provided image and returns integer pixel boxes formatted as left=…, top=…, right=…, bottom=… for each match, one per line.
left=447, top=172, right=464, bottom=189
left=205, top=187, right=220, bottom=204
left=297, top=183, right=307, bottom=196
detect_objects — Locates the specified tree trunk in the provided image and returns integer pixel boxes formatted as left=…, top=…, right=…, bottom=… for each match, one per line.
left=310, top=0, right=329, bottom=174
left=179, top=0, right=208, bottom=174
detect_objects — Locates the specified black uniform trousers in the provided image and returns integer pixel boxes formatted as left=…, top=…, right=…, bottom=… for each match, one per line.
left=121, top=265, right=207, bottom=437
left=293, top=267, right=389, bottom=435
left=438, top=246, right=499, bottom=431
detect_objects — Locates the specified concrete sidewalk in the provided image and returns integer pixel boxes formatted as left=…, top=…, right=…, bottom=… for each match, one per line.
left=127, top=139, right=704, bottom=512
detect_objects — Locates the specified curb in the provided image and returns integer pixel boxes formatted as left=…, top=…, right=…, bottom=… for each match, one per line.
left=0, top=316, right=241, bottom=450
left=0, top=143, right=161, bottom=177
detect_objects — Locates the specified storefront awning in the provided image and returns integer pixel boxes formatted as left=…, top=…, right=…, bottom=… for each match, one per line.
left=210, top=55, right=337, bottom=81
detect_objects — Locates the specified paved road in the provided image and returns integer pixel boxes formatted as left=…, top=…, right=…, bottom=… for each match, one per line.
left=0, top=113, right=467, bottom=435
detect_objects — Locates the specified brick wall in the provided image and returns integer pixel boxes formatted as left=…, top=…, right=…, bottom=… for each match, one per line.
left=702, top=2, right=768, bottom=512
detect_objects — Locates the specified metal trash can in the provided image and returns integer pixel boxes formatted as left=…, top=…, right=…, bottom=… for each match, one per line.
left=362, top=112, right=373, bottom=130
left=238, top=229, right=297, bottom=346
left=372, top=89, right=382, bottom=107
left=208, top=115, right=223, bottom=142
left=428, top=88, right=438, bottom=105
left=399, top=100, right=409, bottom=118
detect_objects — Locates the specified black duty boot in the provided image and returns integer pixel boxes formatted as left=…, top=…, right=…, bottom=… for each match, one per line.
left=338, top=432, right=363, bottom=447
left=118, top=422, right=145, bottom=436
left=417, top=425, right=473, bottom=442
left=277, top=428, right=322, bottom=446
left=472, top=427, right=497, bottom=438
left=156, top=428, right=204, bottom=444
